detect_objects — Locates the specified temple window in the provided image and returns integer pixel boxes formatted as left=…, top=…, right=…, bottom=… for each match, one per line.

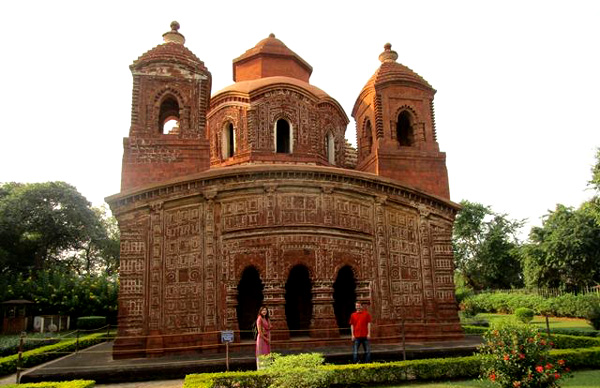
left=158, top=96, right=180, bottom=134
left=275, top=119, right=292, bottom=153
left=326, top=132, right=335, bottom=164
left=397, top=111, right=414, bottom=146
left=222, top=122, right=236, bottom=158
left=363, top=120, right=373, bottom=157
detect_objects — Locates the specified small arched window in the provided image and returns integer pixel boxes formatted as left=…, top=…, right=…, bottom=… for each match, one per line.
left=397, top=111, right=414, bottom=147
left=275, top=119, right=291, bottom=153
left=222, top=122, right=235, bottom=159
left=363, top=120, right=373, bottom=157
left=158, top=96, right=180, bottom=134
left=326, top=132, right=335, bottom=165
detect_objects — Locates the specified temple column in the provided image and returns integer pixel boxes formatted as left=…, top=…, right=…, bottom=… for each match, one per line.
left=310, top=280, right=339, bottom=338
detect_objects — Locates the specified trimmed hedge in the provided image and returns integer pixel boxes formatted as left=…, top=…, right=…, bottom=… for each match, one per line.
left=0, top=333, right=105, bottom=376
left=462, top=292, right=600, bottom=318
left=549, top=334, right=600, bottom=349
left=0, top=337, right=60, bottom=358
left=183, top=347, right=600, bottom=388
left=2, top=380, right=95, bottom=388
left=76, top=317, right=106, bottom=330
left=463, top=326, right=600, bottom=349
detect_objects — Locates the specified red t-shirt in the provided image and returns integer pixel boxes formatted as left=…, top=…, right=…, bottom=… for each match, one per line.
left=349, top=310, right=371, bottom=338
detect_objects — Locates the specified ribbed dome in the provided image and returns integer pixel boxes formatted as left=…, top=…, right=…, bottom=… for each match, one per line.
left=233, top=33, right=312, bottom=72
left=130, top=22, right=207, bottom=71
left=232, top=33, right=312, bottom=82
left=364, top=43, right=434, bottom=92
left=214, top=76, right=329, bottom=99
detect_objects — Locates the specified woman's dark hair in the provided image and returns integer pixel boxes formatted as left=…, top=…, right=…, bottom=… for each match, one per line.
left=257, top=305, right=270, bottom=320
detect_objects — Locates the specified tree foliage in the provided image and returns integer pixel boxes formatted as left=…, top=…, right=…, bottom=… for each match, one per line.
left=453, top=200, right=524, bottom=290
left=0, top=270, right=118, bottom=319
left=0, top=182, right=118, bottom=275
left=522, top=203, right=600, bottom=291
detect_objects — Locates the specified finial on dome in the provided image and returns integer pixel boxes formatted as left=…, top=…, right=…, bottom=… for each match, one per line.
left=378, top=42, right=398, bottom=63
left=163, top=21, right=185, bottom=44
left=269, top=33, right=275, bottom=38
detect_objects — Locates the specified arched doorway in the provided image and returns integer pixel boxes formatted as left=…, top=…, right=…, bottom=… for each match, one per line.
left=236, top=266, right=264, bottom=340
left=285, top=265, right=312, bottom=337
left=333, top=265, right=357, bottom=335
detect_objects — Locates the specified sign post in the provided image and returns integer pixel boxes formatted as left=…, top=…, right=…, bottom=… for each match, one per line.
left=221, top=330, right=234, bottom=371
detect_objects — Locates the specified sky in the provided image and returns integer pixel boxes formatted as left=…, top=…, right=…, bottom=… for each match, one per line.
left=1, top=0, right=599, bottom=238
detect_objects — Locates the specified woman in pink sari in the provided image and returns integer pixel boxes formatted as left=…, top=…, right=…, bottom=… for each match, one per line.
left=255, top=305, right=271, bottom=369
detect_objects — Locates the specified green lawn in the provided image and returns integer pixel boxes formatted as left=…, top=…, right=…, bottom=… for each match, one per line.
left=374, top=369, right=600, bottom=387
left=464, top=313, right=596, bottom=332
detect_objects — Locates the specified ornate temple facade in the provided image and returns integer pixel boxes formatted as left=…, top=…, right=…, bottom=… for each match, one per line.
left=106, top=22, right=463, bottom=358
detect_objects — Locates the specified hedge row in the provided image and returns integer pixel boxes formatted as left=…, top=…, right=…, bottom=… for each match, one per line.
left=184, top=348, right=600, bottom=388
left=462, top=292, right=600, bottom=317
left=463, top=326, right=600, bottom=348
left=0, top=337, right=60, bottom=358
left=0, top=333, right=105, bottom=376
left=2, top=380, right=95, bottom=388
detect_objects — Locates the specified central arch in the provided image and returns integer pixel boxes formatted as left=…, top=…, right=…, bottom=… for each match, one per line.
left=333, top=265, right=357, bottom=335
left=236, top=266, right=264, bottom=340
left=285, top=265, right=312, bottom=337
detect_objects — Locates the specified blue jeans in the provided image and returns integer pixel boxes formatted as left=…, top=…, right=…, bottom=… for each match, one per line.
left=353, top=337, right=371, bottom=363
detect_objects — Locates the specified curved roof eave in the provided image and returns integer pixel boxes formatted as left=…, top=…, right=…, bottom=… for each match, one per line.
left=106, top=164, right=460, bottom=213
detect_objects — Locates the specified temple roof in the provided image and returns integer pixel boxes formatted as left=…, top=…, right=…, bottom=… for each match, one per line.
left=131, top=22, right=207, bottom=71
left=232, top=34, right=313, bottom=82
left=215, top=76, right=328, bottom=99
left=366, top=43, right=434, bottom=92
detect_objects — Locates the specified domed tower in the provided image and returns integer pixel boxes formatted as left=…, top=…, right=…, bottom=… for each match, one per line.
left=353, top=44, right=449, bottom=199
left=121, top=22, right=212, bottom=190
left=208, top=34, right=349, bottom=167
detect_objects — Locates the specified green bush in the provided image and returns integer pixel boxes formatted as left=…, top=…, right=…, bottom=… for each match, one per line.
left=0, top=333, right=105, bottom=375
left=515, top=307, right=535, bottom=323
left=587, top=302, right=600, bottom=330
left=2, top=380, right=95, bottom=388
left=461, top=292, right=600, bottom=318
left=76, top=316, right=106, bottom=330
left=478, top=321, right=570, bottom=387
left=183, top=346, right=600, bottom=388
left=0, top=335, right=59, bottom=357
left=548, top=334, right=600, bottom=349
left=263, top=353, right=330, bottom=388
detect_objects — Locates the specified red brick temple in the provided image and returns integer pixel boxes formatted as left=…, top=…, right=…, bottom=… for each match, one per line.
left=106, top=22, right=463, bottom=359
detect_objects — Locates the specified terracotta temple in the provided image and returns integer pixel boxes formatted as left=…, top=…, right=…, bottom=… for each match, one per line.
left=106, top=22, right=463, bottom=359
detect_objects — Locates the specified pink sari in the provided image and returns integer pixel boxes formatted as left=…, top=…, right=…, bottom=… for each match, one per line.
left=255, top=316, right=271, bottom=356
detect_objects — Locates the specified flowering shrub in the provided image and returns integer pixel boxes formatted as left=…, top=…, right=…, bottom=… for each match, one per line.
left=478, top=321, right=571, bottom=387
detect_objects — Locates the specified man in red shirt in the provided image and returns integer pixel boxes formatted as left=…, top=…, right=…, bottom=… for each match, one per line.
left=349, top=301, right=371, bottom=363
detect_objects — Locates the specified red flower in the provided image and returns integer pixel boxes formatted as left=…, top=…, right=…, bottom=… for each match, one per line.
left=519, top=353, right=525, bottom=359
left=540, top=339, right=547, bottom=345
left=536, top=366, right=544, bottom=373
left=504, top=354, right=510, bottom=361
left=545, top=363, right=553, bottom=370
left=558, top=359, right=565, bottom=366
left=565, top=367, right=571, bottom=372
left=554, top=373, right=561, bottom=380
left=513, top=381, right=521, bottom=387
left=490, top=373, right=496, bottom=382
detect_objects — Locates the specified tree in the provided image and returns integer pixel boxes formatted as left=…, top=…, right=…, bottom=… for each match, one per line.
left=522, top=203, right=600, bottom=291
left=590, top=148, right=600, bottom=225
left=453, top=200, right=524, bottom=290
left=0, top=182, right=109, bottom=274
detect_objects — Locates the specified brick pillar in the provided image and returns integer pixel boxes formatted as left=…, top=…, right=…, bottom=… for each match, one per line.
left=310, top=281, right=339, bottom=338
left=264, top=280, right=289, bottom=341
